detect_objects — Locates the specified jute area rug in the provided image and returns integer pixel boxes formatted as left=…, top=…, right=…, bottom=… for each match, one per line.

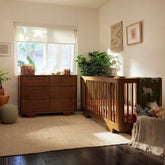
left=0, top=112, right=130, bottom=157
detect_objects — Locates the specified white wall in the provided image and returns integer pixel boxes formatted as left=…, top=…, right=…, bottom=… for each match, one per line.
left=0, top=0, right=100, bottom=107
left=100, top=0, right=165, bottom=106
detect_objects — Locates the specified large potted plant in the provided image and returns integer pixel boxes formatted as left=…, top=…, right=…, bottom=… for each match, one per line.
left=0, top=70, right=11, bottom=95
left=76, top=51, right=119, bottom=76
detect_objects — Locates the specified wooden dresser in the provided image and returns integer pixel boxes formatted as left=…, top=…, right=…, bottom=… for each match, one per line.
left=18, top=75, right=77, bottom=117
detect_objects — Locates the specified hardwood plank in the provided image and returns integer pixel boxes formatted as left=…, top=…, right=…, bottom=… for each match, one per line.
left=6, top=156, right=27, bottom=165
left=0, top=144, right=163, bottom=165
left=0, top=157, right=6, bottom=165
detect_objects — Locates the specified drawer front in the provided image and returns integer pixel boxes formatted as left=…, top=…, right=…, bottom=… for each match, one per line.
left=22, top=87, right=49, bottom=99
left=50, top=99, right=76, bottom=112
left=21, top=76, right=49, bottom=86
left=21, top=99, right=49, bottom=113
left=50, top=87, right=76, bottom=99
left=50, top=76, right=77, bottom=86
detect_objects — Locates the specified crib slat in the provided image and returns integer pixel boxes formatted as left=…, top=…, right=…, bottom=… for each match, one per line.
left=132, top=83, right=134, bottom=120
left=113, top=83, right=115, bottom=122
left=89, top=81, right=92, bottom=112
left=100, top=81, right=103, bottom=117
left=89, top=81, right=91, bottom=111
left=107, top=83, right=111, bottom=120
left=111, top=83, right=114, bottom=121
left=88, top=81, right=90, bottom=111
left=87, top=81, right=89, bottom=110
left=98, top=81, right=101, bottom=116
left=109, top=83, right=112, bottom=121
left=112, top=83, right=115, bottom=122
left=101, top=82, right=103, bottom=117
left=90, top=81, right=92, bottom=111
left=107, top=83, right=108, bottom=119
left=100, top=81, right=102, bottom=116
left=111, top=83, right=113, bottom=121
left=92, top=81, right=94, bottom=112
left=103, top=82, right=105, bottom=117
left=111, top=83, right=113, bottom=122
left=127, top=83, right=129, bottom=123
left=98, top=81, right=100, bottom=116
left=105, top=82, right=107, bottom=118
left=94, top=81, right=96, bottom=113
left=91, top=81, right=93, bottom=112
left=96, top=81, right=98, bottom=115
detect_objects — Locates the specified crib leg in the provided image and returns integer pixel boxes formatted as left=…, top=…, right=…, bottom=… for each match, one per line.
left=106, top=125, right=115, bottom=133
left=83, top=112, right=91, bottom=118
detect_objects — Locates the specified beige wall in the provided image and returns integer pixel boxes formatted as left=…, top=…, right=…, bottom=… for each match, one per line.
left=2, top=0, right=164, bottom=108
left=100, top=0, right=165, bottom=106
left=0, top=0, right=100, bottom=107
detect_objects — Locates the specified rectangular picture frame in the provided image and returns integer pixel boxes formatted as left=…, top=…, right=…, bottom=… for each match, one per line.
left=126, top=21, right=142, bottom=46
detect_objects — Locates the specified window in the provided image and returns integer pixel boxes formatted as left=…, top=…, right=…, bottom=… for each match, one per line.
left=15, top=25, right=77, bottom=75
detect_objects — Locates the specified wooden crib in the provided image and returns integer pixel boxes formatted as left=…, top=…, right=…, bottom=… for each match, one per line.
left=81, top=76, right=138, bottom=133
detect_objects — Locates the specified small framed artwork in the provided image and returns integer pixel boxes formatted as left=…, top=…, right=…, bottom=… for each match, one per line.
left=126, top=21, right=142, bottom=46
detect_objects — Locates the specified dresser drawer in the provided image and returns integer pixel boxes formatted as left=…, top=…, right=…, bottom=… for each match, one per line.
left=50, top=99, right=76, bottom=112
left=21, top=99, right=49, bottom=113
left=50, top=86, right=76, bottom=99
left=22, top=87, right=49, bottom=99
left=50, top=76, right=77, bottom=86
left=21, top=76, right=49, bottom=86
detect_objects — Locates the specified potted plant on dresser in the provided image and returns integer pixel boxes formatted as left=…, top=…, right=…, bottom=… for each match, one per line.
left=0, top=70, right=11, bottom=107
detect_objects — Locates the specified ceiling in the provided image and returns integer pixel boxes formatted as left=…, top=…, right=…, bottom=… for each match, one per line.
left=15, top=0, right=110, bottom=8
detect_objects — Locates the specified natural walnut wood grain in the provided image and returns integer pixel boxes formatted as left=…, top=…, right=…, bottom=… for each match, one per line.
left=50, top=86, right=76, bottom=99
left=21, top=99, right=49, bottom=113
left=50, top=75, right=76, bottom=86
left=19, top=75, right=77, bottom=117
left=81, top=76, right=138, bottom=133
left=21, top=76, right=49, bottom=86
left=22, top=87, right=49, bottom=100
left=50, top=99, right=76, bottom=112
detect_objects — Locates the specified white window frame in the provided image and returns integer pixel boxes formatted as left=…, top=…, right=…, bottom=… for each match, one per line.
left=14, top=22, right=78, bottom=75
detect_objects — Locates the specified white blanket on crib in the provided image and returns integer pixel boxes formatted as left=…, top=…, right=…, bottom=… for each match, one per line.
left=129, top=116, right=165, bottom=156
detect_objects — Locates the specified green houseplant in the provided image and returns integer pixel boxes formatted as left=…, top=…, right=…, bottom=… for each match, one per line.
left=0, top=70, right=11, bottom=95
left=76, top=51, right=118, bottom=76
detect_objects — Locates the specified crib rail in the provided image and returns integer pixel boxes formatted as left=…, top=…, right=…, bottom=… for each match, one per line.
left=124, top=82, right=137, bottom=123
left=81, top=76, right=138, bottom=132
left=86, top=79, right=118, bottom=122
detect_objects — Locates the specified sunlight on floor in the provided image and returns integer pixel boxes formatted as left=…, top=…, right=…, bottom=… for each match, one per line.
left=92, top=132, right=130, bottom=143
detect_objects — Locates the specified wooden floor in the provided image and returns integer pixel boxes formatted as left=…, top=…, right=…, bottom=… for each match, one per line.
left=0, top=144, right=163, bottom=165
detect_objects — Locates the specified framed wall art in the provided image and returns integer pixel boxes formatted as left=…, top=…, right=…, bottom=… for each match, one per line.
left=126, top=21, right=142, bottom=46
left=110, top=21, right=123, bottom=52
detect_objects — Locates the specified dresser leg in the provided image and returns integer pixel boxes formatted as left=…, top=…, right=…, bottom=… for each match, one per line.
left=27, top=114, right=36, bottom=118
left=63, top=112, right=71, bottom=116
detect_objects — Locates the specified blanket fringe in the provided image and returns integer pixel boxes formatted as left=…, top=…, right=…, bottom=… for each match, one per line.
left=129, top=141, right=163, bottom=157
